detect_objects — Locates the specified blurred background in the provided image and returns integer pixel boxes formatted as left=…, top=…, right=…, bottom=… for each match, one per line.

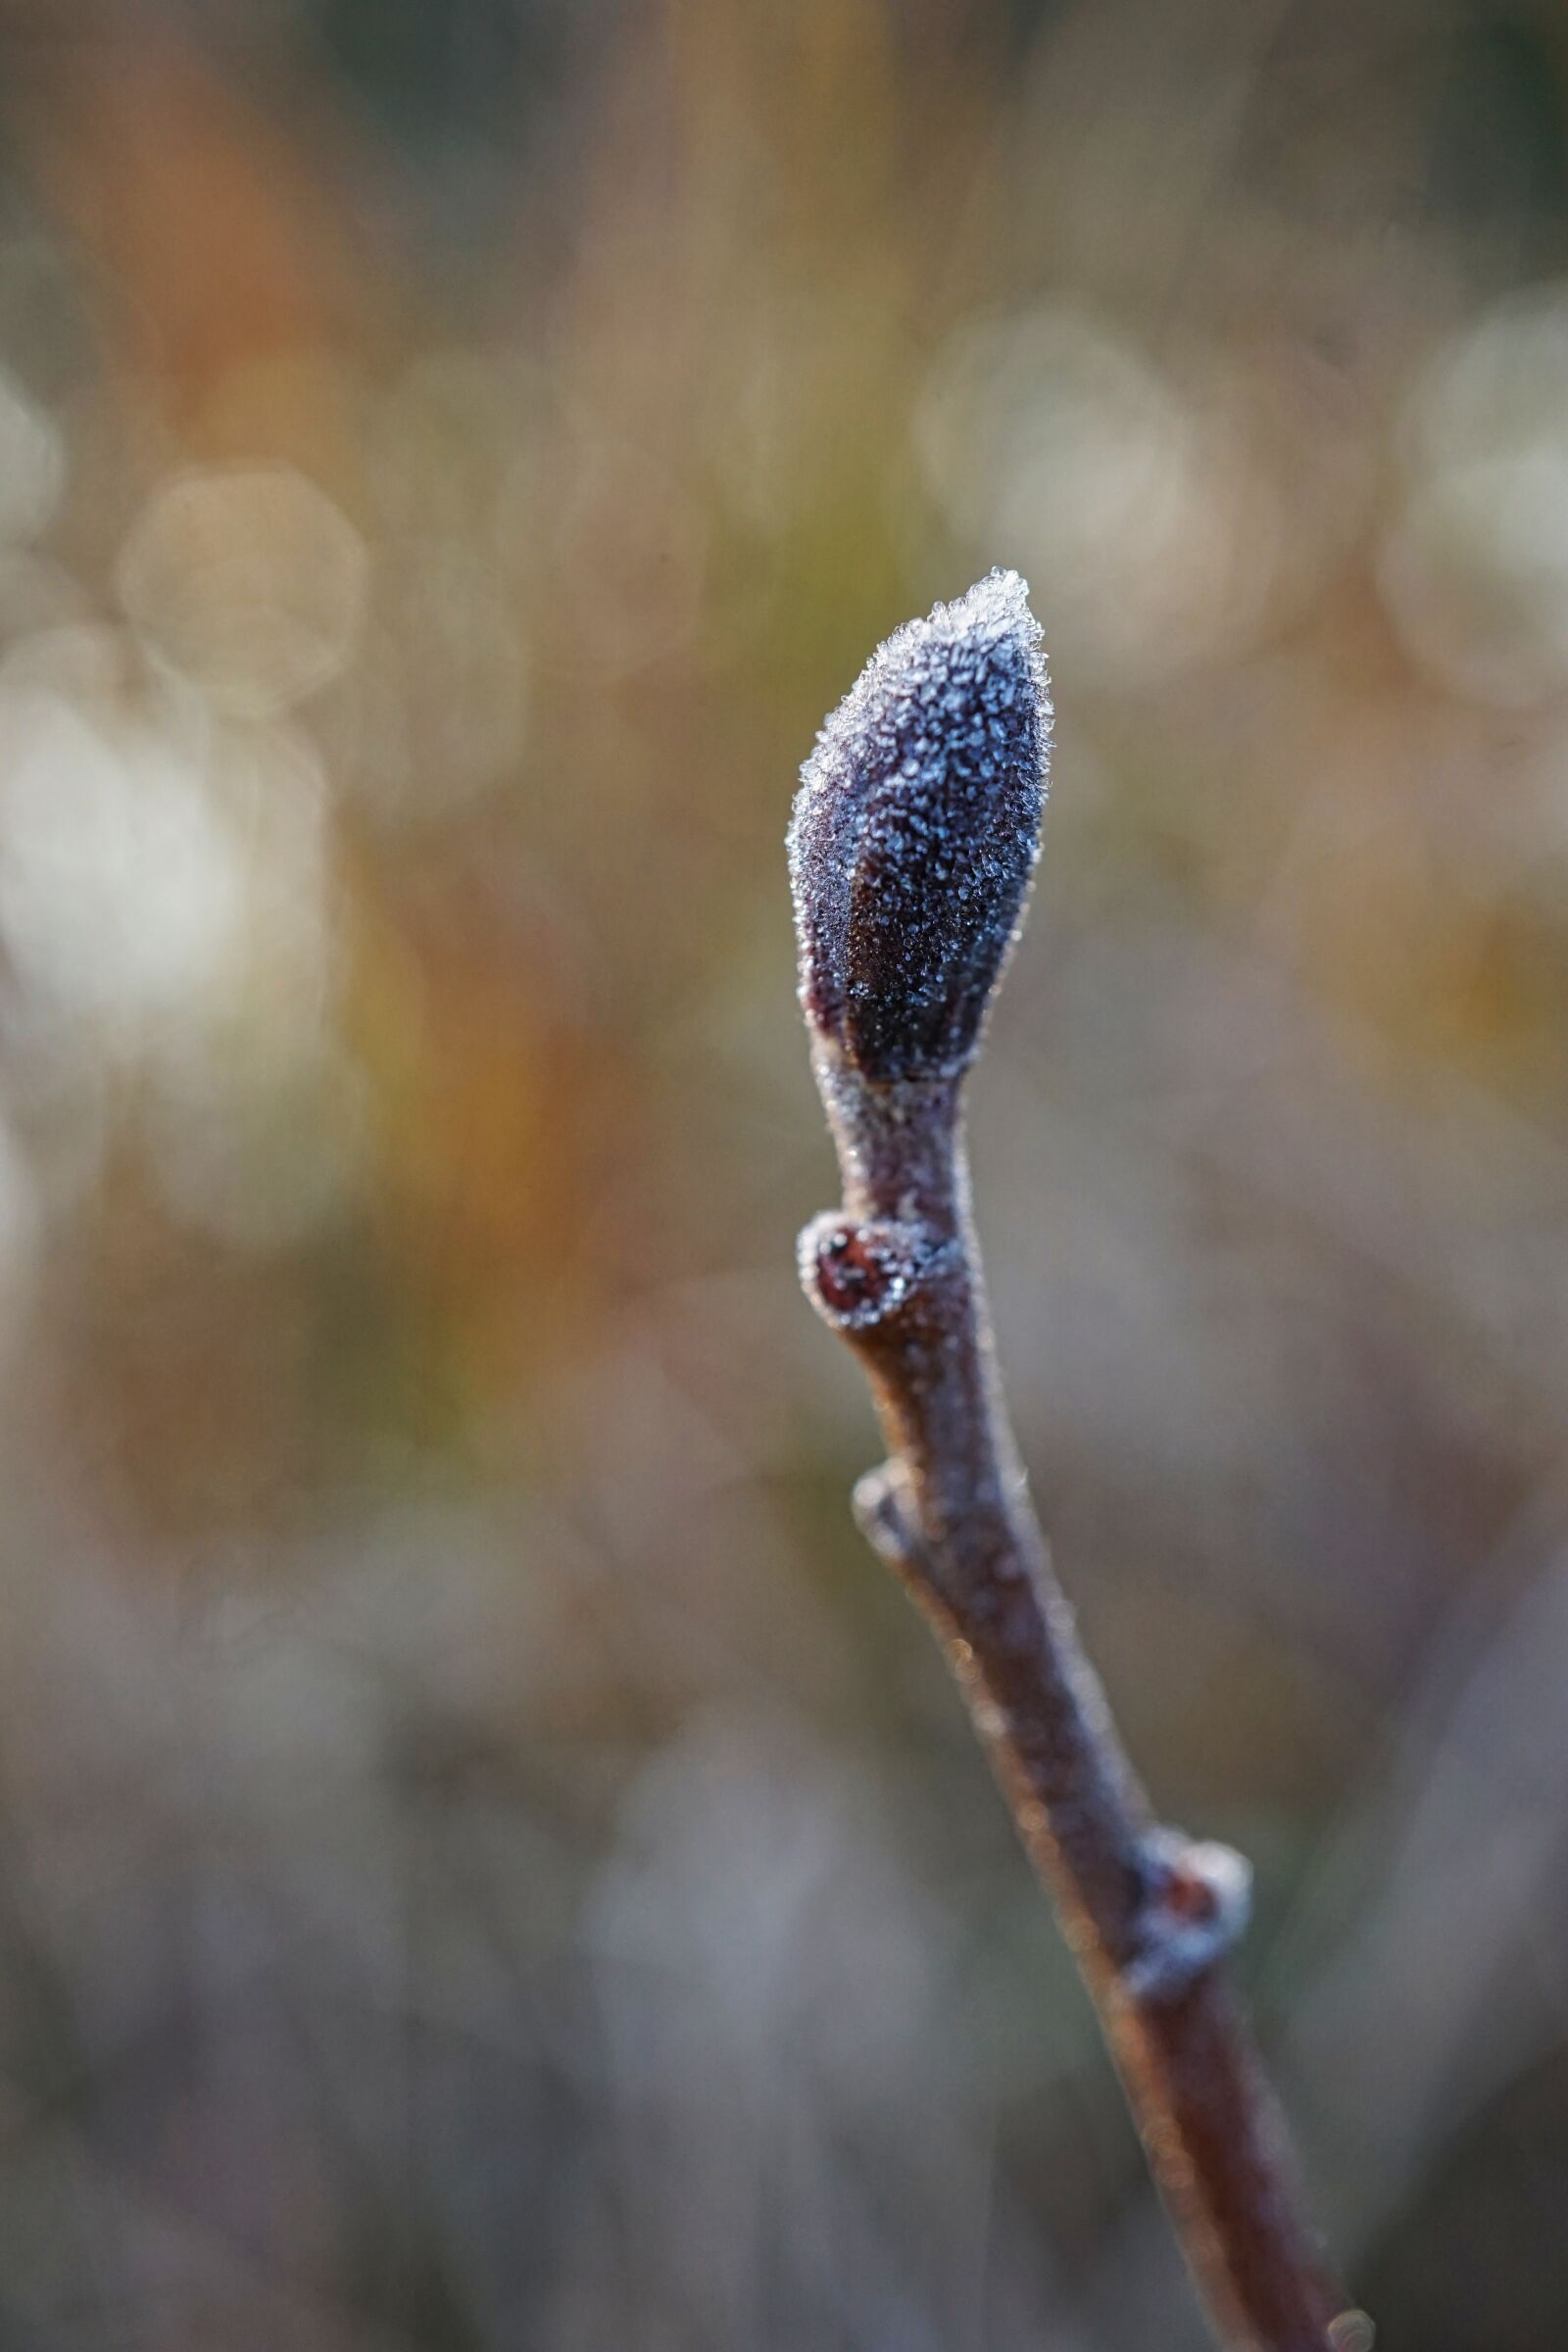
left=0, top=1, right=1562, bottom=2343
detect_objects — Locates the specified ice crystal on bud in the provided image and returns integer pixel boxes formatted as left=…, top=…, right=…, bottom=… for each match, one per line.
left=788, top=569, right=1051, bottom=1081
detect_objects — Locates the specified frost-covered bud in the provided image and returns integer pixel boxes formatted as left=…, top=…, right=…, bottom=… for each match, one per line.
left=788, top=569, right=1051, bottom=1082
left=798, top=1211, right=940, bottom=1331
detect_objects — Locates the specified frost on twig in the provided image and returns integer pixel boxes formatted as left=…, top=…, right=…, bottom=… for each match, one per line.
left=788, top=575, right=1350, bottom=2352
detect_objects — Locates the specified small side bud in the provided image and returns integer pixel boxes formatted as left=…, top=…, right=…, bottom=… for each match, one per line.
left=1123, top=1830, right=1253, bottom=2002
left=788, top=569, right=1051, bottom=1082
left=851, top=1460, right=924, bottom=1565
left=798, top=1212, right=936, bottom=1330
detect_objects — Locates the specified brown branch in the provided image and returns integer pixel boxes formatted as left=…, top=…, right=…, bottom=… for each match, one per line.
left=788, top=575, right=1362, bottom=2352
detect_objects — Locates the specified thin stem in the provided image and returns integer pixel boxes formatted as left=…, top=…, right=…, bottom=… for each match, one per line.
left=802, top=1046, right=1349, bottom=2352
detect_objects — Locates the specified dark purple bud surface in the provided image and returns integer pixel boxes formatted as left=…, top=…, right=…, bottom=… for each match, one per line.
left=788, top=569, right=1051, bottom=1082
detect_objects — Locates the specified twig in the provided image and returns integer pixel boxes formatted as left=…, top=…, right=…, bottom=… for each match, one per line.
left=788, top=573, right=1358, bottom=2352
